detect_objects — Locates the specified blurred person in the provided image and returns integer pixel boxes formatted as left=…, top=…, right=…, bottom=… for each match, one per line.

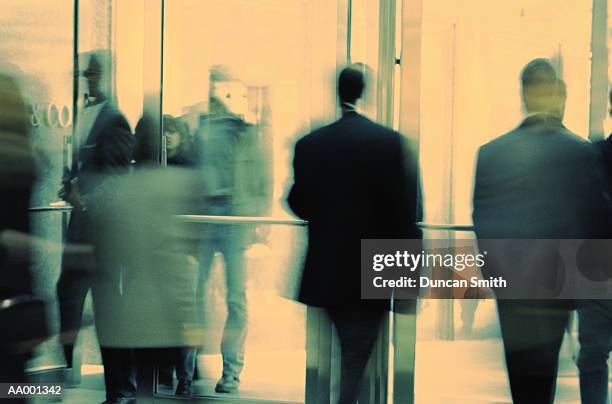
left=0, top=72, right=46, bottom=397
left=473, top=59, right=611, bottom=404
left=193, top=68, right=270, bottom=393
left=151, top=114, right=198, bottom=397
left=97, top=110, right=201, bottom=399
left=287, top=64, right=420, bottom=404
left=165, top=114, right=196, bottom=166
left=55, top=50, right=135, bottom=403
left=577, top=299, right=612, bottom=404
left=575, top=87, right=612, bottom=404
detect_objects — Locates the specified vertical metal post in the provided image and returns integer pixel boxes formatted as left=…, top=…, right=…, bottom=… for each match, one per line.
left=306, top=307, right=333, bottom=404
left=142, top=0, right=164, bottom=165
left=347, top=0, right=353, bottom=63
left=337, top=0, right=351, bottom=131
left=392, top=303, right=417, bottom=404
left=337, top=0, right=350, bottom=68
left=67, top=0, right=81, bottom=385
left=71, top=0, right=80, bottom=168
left=134, top=1, right=164, bottom=398
left=588, top=0, right=608, bottom=142
left=394, top=0, right=423, bottom=402
left=377, top=0, right=397, bottom=127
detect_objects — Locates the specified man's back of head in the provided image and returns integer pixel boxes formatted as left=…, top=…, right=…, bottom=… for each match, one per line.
left=338, top=64, right=366, bottom=107
left=520, top=58, right=561, bottom=114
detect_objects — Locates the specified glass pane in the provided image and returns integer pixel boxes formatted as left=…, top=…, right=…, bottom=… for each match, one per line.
left=350, top=0, right=380, bottom=119
left=45, top=1, right=118, bottom=391
left=420, top=0, right=592, bottom=227
left=415, top=1, right=593, bottom=402
left=161, top=0, right=340, bottom=400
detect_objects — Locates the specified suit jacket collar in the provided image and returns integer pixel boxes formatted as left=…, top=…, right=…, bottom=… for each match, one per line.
left=519, top=113, right=565, bottom=130
left=340, top=110, right=363, bottom=120
left=71, top=102, right=111, bottom=174
left=85, top=102, right=112, bottom=144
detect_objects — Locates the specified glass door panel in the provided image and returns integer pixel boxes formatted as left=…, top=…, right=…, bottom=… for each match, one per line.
left=161, top=0, right=341, bottom=401
left=413, top=0, right=593, bottom=402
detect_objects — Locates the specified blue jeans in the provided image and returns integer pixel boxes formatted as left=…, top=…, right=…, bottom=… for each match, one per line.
left=578, top=300, right=612, bottom=404
left=197, top=202, right=248, bottom=378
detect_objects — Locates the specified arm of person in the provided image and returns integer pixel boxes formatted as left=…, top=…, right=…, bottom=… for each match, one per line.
left=80, top=115, right=134, bottom=218
left=287, top=140, right=314, bottom=220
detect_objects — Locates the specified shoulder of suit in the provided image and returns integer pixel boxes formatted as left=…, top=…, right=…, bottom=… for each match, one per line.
left=478, top=125, right=592, bottom=160
left=296, top=114, right=400, bottom=146
left=296, top=125, right=329, bottom=146
left=100, top=103, right=131, bottom=131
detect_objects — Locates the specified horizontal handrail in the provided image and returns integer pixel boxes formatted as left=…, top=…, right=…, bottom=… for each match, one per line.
left=29, top=204, right=474, bottom=231
left=416, top=222, right=474, bottom=231
left=176, top=214, right=308, bottom=226
left=29, top=206, right=73, bottom=212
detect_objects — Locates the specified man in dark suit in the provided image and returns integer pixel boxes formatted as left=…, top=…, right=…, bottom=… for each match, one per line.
left=56, top=51, right=135, bottom=404
left=288, top=65, right=420, bottom=404
left=472, top=59, right=610, bottom=404
left=575, top=87, right=612, bottom=404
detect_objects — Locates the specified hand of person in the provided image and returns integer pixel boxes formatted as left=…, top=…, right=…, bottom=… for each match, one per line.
left=59, top=180, right=86, bottom=211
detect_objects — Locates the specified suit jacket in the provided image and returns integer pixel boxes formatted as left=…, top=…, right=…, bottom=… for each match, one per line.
left=473, top=114, right=610, bottom=239
left=288, top=111, right=420, bottom=310
left=66, top=102, right=134, bottom=244
left=472, top=114, right=612, bottom=298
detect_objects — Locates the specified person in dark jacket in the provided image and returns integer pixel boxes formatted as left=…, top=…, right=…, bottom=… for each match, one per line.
left=287, top=64, right=420, bottom=404
left=575, top=87, right=612, bottom=404
left=0, top=73, right=41, bottom=400
left=55, top=51, right=135, bottom=404
left=473, top=59, right=611, bottom=404
left=193, top=70, right=271, bottom=393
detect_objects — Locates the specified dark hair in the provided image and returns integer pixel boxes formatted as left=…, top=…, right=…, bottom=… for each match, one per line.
left=521, top=58, right=557, bottom=88
left=520, top=58, right=559, bottom=113
left=338, top=65, right=365, bottom=104
left=163, top=115, right=180, bottom=134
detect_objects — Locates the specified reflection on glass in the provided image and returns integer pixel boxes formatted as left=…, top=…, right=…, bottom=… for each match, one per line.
left=162, top=0, right=339, bottom=400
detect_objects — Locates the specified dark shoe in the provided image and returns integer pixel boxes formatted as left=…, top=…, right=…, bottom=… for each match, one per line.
left=215, top=374, right=240, bottom=393
left=100, top=398, right=136, bottom=404
left=175, top=379, right=193, bottom=397
left=158, top=367, right=174, bottom=388
left=193, top=361, right=201, bottom=380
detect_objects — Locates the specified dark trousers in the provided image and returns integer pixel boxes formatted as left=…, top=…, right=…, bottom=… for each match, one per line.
left=0, top=351, right=28, bottom=404
left=100, top=348, right=137, bottom=401
left=56, top=269, right=92, bottom=368
left=56, top=211, right=93, bottom=367
left=496, top=300, right=570, bottom=404
left=577, top=300, right=612, bottom=404
left=158, top=347, right=196, bottom=384
left=327, top=308, right=385, bottom=404
left=101, top=347, right=196, bottom=400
